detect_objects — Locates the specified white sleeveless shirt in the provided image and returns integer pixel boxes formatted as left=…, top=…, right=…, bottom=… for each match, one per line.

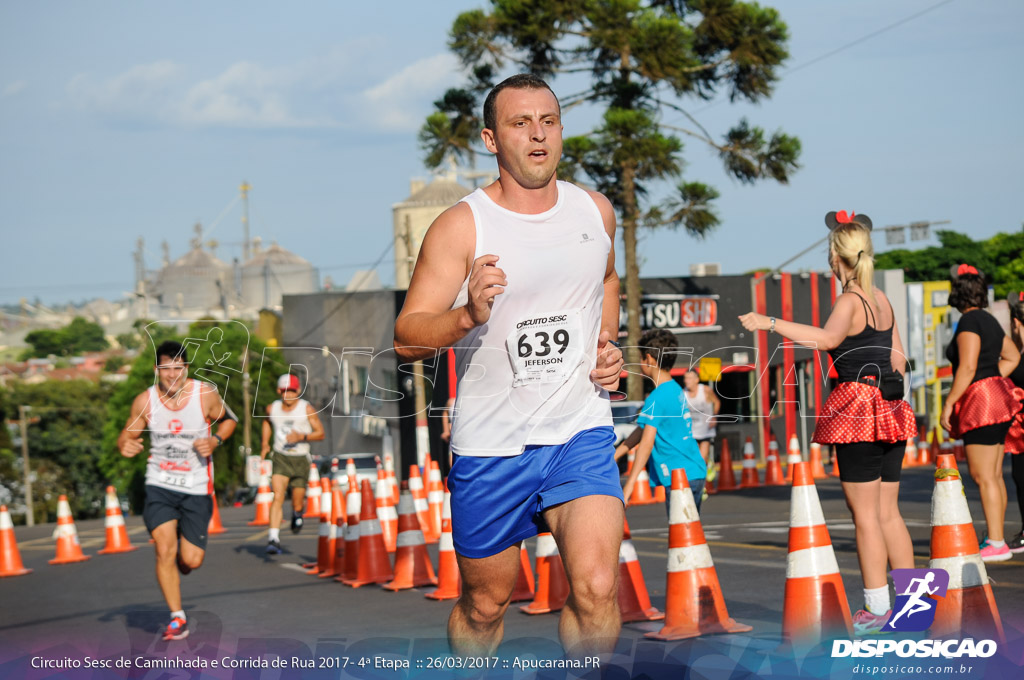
left=145, top=379, right=211, bottom=495
left=686, top=383, right=716, bottom=440
left=269, top=399, right=312, bottom=456
left=450, top=181, right=613, bottom=457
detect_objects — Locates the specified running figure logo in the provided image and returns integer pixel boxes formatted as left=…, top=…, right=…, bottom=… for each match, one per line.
left=883, top=568, right=949, bottom=632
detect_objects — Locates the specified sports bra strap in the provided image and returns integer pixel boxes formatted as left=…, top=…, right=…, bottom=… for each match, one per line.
left=853, top=293, right=876, bottom=330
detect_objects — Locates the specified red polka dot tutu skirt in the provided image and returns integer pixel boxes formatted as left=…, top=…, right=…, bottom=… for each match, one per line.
left=951, top=375, right=1024, bottom=440
left=813, top=381, right=918, bottom=444
left=1006, top=412, right=1024, bottom=455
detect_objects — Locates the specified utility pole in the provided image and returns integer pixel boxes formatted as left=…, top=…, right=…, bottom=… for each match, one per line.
left=240, top=181, right=252, bottom=261
left=241, top=352, right=253, bottom=465
left=18, top=405, right=33, bottom=527
left=401, top=217, right=430, bottom=469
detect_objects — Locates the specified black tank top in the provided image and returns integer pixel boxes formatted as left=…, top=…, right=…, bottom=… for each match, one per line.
left=829, top=293, right=895, bottom=383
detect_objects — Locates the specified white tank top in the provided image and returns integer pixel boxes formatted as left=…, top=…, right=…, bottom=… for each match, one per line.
left=450, top=181, right=613, bottom=457
left=686, top=383, right=716, bottom=440
left=269, top=399, right=312, bottom=456
left=145, top=379, right=211, bottom=495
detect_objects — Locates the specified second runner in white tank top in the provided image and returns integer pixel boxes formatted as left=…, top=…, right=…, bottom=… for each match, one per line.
left=450, top=181, right=613, bottom=457
left=269, top=399, right=313, bottom=456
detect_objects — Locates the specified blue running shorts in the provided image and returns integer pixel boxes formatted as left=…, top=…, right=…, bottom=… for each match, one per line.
left=449, top=426, right=624, bottom=558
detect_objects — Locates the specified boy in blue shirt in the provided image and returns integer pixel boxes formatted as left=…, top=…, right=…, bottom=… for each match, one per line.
left=620, top=329, right=706, bottom=514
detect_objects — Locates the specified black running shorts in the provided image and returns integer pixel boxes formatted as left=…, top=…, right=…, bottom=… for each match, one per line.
left=143, top=485, right=213, bottom=550
left=834, top=441, right=906, bottom=483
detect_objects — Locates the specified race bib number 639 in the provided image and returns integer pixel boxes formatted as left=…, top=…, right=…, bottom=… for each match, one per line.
left=506, top=310, right=583, bottom=387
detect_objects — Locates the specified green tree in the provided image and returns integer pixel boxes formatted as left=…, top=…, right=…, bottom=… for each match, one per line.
left=875, top=228, right=1024, bottom=298
left=421, top=0, right=801, bottom=398
left=21, top=316, right=110, bottom=359
left=99, top=320, right=289, bottom=510
left=3, top=380, right=112, bottom=523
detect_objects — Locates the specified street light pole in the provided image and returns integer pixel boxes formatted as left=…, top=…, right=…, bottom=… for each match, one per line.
left=19, top=405, right=33, bottom=527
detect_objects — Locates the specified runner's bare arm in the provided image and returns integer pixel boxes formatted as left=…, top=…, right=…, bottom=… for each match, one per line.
left=395, top=203, right=507, bottom=361
left=118, top=391, right=149, bottom=457
left=998, top=334, right=1020, bottom=378
left=589, top=191, right=623, bottom=390
left=260, top=406, right=272, bottom=457
left=194, top=385, right=237, bottom=458
left=304, top=403, right=326, bottom=442
left=941, top=331, right=981, bottom=432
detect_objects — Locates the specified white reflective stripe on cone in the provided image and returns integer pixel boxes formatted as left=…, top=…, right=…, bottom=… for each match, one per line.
left=667, top=544, right=714, bottom=572
left=255, top=493, right=274, bottom=504
left=428, top=491, right=444, bottom=503
left=327, top=524, right=337, bottom=540
left=318, top=522, right=330, bottom=537
left=378, top=506, right=398, bottom=521
left=0, top=510, right=13, bottom=530
left=106, top=496, right=119, bottom=509
left=347, top=493, right=361, bottom=516
left=308, top=486, right=321, bottom=496
left=397, top=494, right=415, bottom=515
left=785, top=546, right=839, bottom=578
left=439, top=532, right=454, bottom=551
left=669, top=489, right=699, bottom=524
left=397, top=530, right=425, bottom=548
left=744, top=441, right=755, bottom=454
left=930, top=555, right=989, bottom=589
left=789, top=486, right=826, bottom=528
left=360, top=519, right=382, bottom=536
left=743, top=457, right=756, bottom=468
left=106, top=514, right=125, bottom=527
left=931, top=481, right=972, bottom=526
left=535, top=534, right=559, bottom=557
left=619, top=539, right=638, bottom=564
left=409, top=478, right=424, bottom=491
left=54, top=523, right=78, bottom=539
left=345, top=525, right=360, bottom=541
left=414, top=498, right=429, bottom=512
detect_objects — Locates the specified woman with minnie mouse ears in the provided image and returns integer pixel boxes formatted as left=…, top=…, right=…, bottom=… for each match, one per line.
left=1004, top=291, right=1024, bottom=554
left=941, top=266, right=1021, bottom=562
left=740, top=210, right=917, bottom=635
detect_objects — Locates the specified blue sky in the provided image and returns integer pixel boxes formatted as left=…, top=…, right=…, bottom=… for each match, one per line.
left=1, top=1, right=1021, bottom=307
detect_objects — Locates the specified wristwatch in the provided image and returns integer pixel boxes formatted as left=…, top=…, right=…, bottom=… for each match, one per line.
left=212, top=433, right=223, bottom=446
left=769, top=317, right=776, bottom=334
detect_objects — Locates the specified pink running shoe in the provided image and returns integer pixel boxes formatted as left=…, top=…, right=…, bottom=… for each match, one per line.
left=852, top=609, right=892, bottom=636
left=979, top=539, right=1012, bottom=562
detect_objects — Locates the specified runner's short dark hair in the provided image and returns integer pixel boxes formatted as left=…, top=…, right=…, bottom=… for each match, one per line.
left=639, top=329, right=678, bottom=370
left=155, top=340, right=190, bottom=365
left=483, top=73, right=559, bottom=132
left=949, top=272, right=987, bottom=312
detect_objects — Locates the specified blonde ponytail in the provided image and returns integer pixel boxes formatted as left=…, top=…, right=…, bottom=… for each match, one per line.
left=829, top=222, right=874, bottom=296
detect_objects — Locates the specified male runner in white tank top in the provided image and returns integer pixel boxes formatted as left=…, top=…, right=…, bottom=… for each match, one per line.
left=260, top=373, right=325, bottom=554
left=394, top=74, right=625, bottom=659
left=118, top=340, right=236, bottom=641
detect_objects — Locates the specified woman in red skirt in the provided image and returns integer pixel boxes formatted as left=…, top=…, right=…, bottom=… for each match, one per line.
left=940, top=266, right=1021, bottom=562
left=740, top=210, right=916, bottom=635
left=1000, top=291, right=1024, bottom=553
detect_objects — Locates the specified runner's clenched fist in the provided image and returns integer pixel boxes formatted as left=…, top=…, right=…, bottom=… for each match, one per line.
left=466, top=254, right=506, bottom=327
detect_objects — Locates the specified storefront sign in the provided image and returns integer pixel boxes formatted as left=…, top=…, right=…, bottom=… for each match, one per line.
left=619, top=294, right=721, bottom=335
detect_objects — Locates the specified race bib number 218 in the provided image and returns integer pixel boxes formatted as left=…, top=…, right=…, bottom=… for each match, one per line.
left=506, top=310, right=583, bottom=387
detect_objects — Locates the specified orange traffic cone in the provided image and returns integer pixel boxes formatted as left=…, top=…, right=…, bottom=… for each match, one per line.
left=766, top=436, right=786, bottom=485
left=0, top=505, right=32, bottom=577
left=903, top=439, right=917, bottom=468
left=383, top=483, right=437, bottom=591
left=337, top=484, right=362, bottom=583
left=653, top=485, right=667, bottom=504
left=808, top=443, right=827, bottom=479
left=646, top=469, right=751, bottom=640
left=619, top=519, right=664, bottom=623
left=426, top=484, right=461, bottom=600
left=424, top=461, right=443, bottom=544
left=318, top=484, right=345, bottom=579
left=953, top=440, right=966, bottom=463
left=408, top=466, right=433, bottom=539
left=918, top=439, right=930, bottom=466
left=307, top=478, right=336, bottom=575
left=520, top=533, right=569, bottom=615
left=342, top=479, right=394, bottom=588
left=247, top=471, right=272, bottom=526
left=304, top=464, right=322, bottom=518
left=929, top=454, right=1004, bottom=642
left=207, top=459, right=226, bottom=534
left=509, top=545, right=535, bottom=603
left=716, top=438, right=739, bottom=491
left=786, top=435, right=803, bottom=483
left=376, top=470, right=398, bottom=554
left=630, top=468, right=658, bottom=506
left=929, top=428, right=942, bottom=465
left=781, top=462, right=852, bottom=645
left=345, top=458, right=357, bottom=479
left=97, top=486, right=137, bottom=554
left=828, top=444, right=841, bottom=478
left=50, top=495, right=90, bottom=564
left=739, top=437, right=761, bottom=488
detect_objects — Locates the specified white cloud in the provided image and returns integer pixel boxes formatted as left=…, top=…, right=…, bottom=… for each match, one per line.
left=361, top=53, right=461, bottom=131
left=67, top=60, right=182, bottom=120
left=2, top=81, right=27, bottom=97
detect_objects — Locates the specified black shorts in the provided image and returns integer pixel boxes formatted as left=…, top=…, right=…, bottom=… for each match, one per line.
left=835, top=441, right=906, bottom=483
left=143, top=485, right=213, bottom=550
left=962, top=420, right=1013, bottom=446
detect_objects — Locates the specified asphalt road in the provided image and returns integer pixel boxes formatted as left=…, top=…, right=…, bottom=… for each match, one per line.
left=1, top=462, right=1022, bottom=679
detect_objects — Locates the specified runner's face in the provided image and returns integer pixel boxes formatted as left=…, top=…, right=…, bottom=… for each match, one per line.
left=278, top=387, right=298, bottom=404
left=485, top=87, right=562, bottom=190
left=155, top=357, right=188, bottom=394
left=684, top=371, right=698, bottom=389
